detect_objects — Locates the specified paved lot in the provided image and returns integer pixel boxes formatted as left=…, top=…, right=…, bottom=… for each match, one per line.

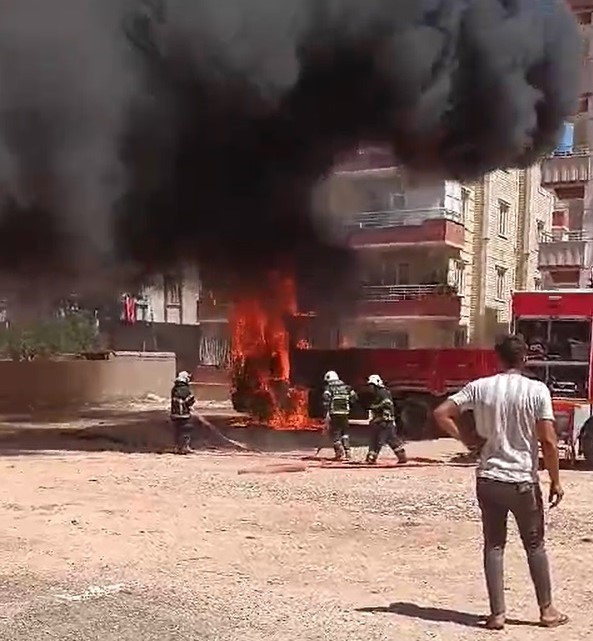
left=0, top=430, right=592, bottom=640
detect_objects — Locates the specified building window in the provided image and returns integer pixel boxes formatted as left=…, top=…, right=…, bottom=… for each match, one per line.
left=460, top=187, right=470, bottom=222
left=495, top=266, right=507, bottom=300
left=387, top=192, right=405, bottom=210
left=374, top=259, right=409, bottom=285
left=364, top=179, right=405, bottom=211
left=454, top=327, right=468, bottom=347
left=362, top=330, right=408, bottom=349
left=397, top=263, right=410, bottom=285
left=164, top=274, right=182, bottom=306
left=498, top=200, right=510, bottom=237
left=451, top=260, right=465, bottom=294
left=536, top=220, right=546, bottom=243
left=578, top=96, right=589, bottom=114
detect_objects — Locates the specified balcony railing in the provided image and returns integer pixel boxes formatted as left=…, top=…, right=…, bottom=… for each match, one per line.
left=549, top=146, right=591, bottom=158
left=542, top=147, right=593, bottom=185
left=541, top=230, right=587, bottom=243
left=538, top=231, right=587, bottom=269
left=333, top=146, right=397, bottom=173
left=361, top=284, right=457, bottom=301
left=347, top=207, right=463, bottom=229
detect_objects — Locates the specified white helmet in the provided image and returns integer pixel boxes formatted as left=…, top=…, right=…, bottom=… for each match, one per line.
left=176, top=371, right=191, bottom=383
left=324, top=370, right=339, bottom=383
left=367, top=374, right=384, bottom=387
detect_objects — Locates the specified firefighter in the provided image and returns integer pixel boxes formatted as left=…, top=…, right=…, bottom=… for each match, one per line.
left=365, top=374, right=408, bottom=465
left=170, top=370, right=196, bottom=454
left=322, top=370, right=358, bottom=461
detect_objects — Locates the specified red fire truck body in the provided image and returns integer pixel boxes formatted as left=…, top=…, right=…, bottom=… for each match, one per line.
left=512, top=289, right=593, bottom=464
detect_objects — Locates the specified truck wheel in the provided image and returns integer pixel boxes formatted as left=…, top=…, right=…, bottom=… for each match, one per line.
left=582, top=428, right=593, bottom=469
left=400, top=398, right=431, bottom=441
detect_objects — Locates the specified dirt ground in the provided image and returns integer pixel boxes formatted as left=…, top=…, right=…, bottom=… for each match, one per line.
left=0, top=406, right=592, bottom=640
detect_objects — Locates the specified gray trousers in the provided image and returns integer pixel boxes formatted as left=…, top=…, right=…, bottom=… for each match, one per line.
left=477, top=477, right=552, bottom=615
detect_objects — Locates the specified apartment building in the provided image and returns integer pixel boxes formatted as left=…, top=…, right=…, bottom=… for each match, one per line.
left=320, top=147, right=553, bottom=348
left=141, top=266, right=201, bottom=325
left=538, top=1, right=593, bottom=288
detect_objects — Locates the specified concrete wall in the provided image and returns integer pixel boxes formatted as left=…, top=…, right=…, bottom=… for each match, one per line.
left=101, top=322, right=201, bottom=374
left=0, top=352, right=175, bottom=410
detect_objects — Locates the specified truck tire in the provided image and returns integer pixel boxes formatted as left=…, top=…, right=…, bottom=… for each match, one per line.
left=581, top=420, right=593, bottom=469
left=400, top=396, right=432, bottom=440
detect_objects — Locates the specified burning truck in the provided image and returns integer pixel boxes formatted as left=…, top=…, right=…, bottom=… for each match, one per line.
left=228, top=272, right=496, bottom=437
left=229, top=272, right=314, bottom=430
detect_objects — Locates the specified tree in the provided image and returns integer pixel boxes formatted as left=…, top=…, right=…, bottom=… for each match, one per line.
left=0, top=312, right=99, bottom=361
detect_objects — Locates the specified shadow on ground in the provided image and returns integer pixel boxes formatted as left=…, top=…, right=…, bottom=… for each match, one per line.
left=0, top=408, right=348, bottom=456
left=0, top=409, right=588, bottom=472
left=356, top=602, right=537, bottom=628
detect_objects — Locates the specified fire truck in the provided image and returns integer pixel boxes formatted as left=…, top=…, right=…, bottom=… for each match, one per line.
left=289, top=289, right=593, bottom=466
left=513, top=289, right=593, bottom=466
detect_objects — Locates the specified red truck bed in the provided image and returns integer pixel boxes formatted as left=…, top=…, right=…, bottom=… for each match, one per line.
left=364, top=348, right=500, bottom=395
left=290, top=347, right=499, bottom=395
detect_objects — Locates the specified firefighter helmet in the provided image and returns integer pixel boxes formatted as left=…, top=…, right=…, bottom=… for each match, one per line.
left=176, top=371, right=191, bottom=383
left=367, top=374, right=384, bottom=387
left=324, top=370, right=339, bottom=383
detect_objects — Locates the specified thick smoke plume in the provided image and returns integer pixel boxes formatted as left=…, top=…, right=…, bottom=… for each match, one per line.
left=0, top=0, right=580, bottom=307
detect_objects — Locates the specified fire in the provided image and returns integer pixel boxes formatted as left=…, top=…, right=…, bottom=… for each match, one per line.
left=296, top=338, right=311, bottom=349
left=230, top=273, right=312, bottom=430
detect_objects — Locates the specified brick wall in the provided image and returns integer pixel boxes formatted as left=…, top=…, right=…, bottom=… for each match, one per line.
left=525, top=165, right=554, bottom=288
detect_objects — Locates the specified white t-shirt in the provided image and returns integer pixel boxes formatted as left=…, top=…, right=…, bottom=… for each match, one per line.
left=449, top=371, right=554, bottom=483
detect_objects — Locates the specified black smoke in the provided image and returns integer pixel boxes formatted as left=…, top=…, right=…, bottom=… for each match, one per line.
left=0, top=0, right=581, bottom=307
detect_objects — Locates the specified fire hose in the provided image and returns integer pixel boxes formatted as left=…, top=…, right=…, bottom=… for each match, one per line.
left=193, top=411, right=252, bottom=451
left=314, top=414, right=330, bottom=456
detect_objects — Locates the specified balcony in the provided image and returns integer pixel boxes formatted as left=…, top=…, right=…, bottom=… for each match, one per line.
left=538, top=230, right=587, bottom=270
left=345, top=207, right=465, bottom=248
left=333, top=146, right=397, bottom=174
left=569, top=1, right=593, bottom=12
left=357, top=284, right=461, bottom=319
left=541, top=148, right=593, bottom=187
left=196, top=292, right=231, bottom=322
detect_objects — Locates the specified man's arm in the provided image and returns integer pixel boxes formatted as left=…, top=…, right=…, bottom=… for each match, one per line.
left=433, top=381, right=477, bottom=440
left=535, top=385, right=563, bottom=507
left=322, top=388, right=331, bottom=415
left=433, top=400, right=463, bottom=440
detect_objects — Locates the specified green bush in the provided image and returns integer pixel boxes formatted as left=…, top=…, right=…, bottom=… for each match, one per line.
left=0, top=313, right=99, bottom=361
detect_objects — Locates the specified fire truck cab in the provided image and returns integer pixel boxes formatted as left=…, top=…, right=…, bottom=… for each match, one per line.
left=512, top=289, right=593, bottom=466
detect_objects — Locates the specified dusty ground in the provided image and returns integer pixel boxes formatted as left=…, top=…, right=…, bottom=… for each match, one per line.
left=0, top=409, right=592, bottom=640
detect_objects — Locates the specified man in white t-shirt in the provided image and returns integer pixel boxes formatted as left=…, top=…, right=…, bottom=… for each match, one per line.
left=434, top=334, right=567, bottom=630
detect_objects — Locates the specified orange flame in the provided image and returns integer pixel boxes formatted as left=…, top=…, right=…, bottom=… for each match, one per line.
left=230, top=273, right=312, bottom=430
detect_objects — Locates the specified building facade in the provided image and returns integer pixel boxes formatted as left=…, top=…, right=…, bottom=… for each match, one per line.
left=320, top=147, right=553, bottom=348
left=538, top=1, right=593, bottom=288
left=141, top=266, right=201, bottom=325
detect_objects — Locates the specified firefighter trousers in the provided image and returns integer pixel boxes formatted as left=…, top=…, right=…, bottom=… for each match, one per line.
left=366, top=420, right=406, bottom=463
left=329, top=414, right=351, bottom=460
left=172, top=417, right=192, bottom=453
